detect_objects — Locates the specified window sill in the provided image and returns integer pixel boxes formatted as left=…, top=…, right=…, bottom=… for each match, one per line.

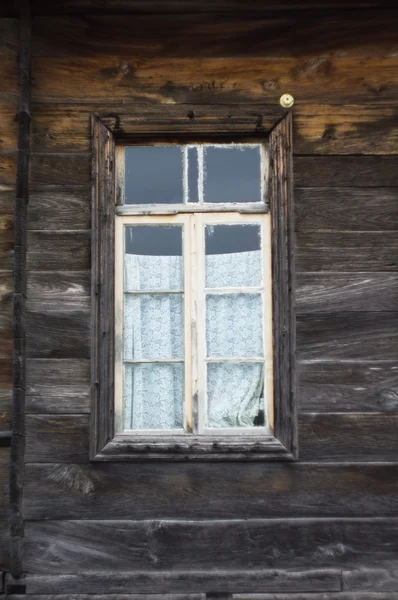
left=91, top=433, right=296, bottom=462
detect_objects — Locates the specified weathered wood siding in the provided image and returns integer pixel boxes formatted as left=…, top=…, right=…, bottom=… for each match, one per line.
left=0, top=14, right=19, bottom=581
left=5, top=2, right=398, bottom=596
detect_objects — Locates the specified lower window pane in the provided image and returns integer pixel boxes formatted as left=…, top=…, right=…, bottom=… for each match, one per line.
left=206, top=293, right=263, bottom=357
left=124, top=363, right=184, bottom=430
left=207, top=362, right=265, bottom=428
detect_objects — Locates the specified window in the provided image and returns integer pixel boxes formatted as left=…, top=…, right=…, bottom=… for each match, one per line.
left=91, top=108, right=296, bottom=461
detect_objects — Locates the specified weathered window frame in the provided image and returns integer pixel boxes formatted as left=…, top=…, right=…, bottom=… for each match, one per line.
left=91, top=107, right=296, bottom=461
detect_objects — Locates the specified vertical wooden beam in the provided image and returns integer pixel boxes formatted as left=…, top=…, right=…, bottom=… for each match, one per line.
left=10, top=0, right=31, bottom=579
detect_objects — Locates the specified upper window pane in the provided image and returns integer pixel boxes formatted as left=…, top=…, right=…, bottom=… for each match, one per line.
left=203, top=145, right=261, bottom=203
left=125, top=146, right=184, bottom=204
left=123, top=143, right=264, bottom=206
left=124, top=225, right=183, bottom=291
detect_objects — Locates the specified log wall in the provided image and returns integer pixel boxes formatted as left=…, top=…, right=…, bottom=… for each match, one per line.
left=4, top=1, right=398, bottom=597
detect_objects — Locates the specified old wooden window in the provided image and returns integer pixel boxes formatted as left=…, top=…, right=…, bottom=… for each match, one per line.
left=91, top=109, right=296, bottom=461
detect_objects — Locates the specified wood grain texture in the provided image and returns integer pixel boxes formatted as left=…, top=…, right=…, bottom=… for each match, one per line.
left=296, top=232, right=398, bottom=271
left=26, top=359, right=89, bottom=414
left=29, top=104, right=398, bottom=155
left=27, top=271, right=90, bottom=300
left=24, top=463, right=398, bottom=520
left=299, top=413, right=398, bottom=462
left=28, top=0, right=398, bottom=13
left=28, top=187, right=90, bottom=229
left=19, top=569, right=342, bottom=595
left=295, top=188, right=398, bottom=231
left=31, top=13, right=398, bottom=59
left=29, top=153, right=90, bottom=185
left=297, top=313, right=398, bottom=361
left=25, top=413, right=398, bottom=463
left=296, top=273, right=398, bottom=313
left=27, top=231, right=90, bottom=270
left=23, top=518, right=398, bottom=574
left=26, top=298, right=90, bottom=359
left=343, top=569, right=398, bottom=592
left=31, top=57, right=398, bottom=105
left=10, top=595, right=398, bottom=600
left=294, top=157, right=398, bottom=187
left=298, top=361, right=398, bottom=412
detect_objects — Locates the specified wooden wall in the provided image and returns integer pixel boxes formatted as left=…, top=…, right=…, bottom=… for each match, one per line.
left=6, top=2, right=398, bottom=596
left=0, top=13, right=19, bottom=585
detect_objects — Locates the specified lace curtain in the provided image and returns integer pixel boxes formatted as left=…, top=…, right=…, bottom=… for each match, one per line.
left=123, top=250, right=265, bottom=430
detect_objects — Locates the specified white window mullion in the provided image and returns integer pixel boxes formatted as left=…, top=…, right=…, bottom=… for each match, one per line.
left=194, top=213, right=206, bottom=434
left=183, top=214, right=193, bottom=432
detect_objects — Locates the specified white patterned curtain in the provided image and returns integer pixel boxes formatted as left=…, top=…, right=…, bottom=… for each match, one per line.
left=123, top=250, right=264, bottom=430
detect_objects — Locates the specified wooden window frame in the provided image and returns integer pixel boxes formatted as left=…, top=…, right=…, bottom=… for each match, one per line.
left=90, top=107, right=297, bottom=461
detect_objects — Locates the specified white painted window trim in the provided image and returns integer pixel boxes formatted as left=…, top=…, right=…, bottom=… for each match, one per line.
left=114, top=212, right=273, bottom=437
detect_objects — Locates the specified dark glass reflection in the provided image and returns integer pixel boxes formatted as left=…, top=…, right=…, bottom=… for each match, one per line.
left=203, top=145, right=261, bottom=203
left=125, top=146, right=184, bottom=204
left=125, top=225, right=183, bottom=256
left=187, top=147, right=199, bottom=203
left=205, top=224, right=261, bottom=255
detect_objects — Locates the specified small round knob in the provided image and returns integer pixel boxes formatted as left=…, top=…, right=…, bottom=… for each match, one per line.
left=280, top=94, right=294, bottom=108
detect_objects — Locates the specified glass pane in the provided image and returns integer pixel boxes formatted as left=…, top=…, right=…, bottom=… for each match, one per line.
left=124, top=363, right=183, bottom=430
left=187, top=146, right=199, bottom=203
left=124, top=294, right=183, bottom=360
left=203, top=145, right=262, bottom=203
left=125, top=146, right=184, bottom=204
left=124, top=225, right=183, bottom=291
left=206, top=293, right=263, bottom=357
left=205, top=224, right=262, bottom=288
left=207, top=362, right=265, bottom=428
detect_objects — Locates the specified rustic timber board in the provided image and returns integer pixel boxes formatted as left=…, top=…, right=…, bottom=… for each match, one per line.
left=30, top=57, right=398, bottom=105
left=25, top=413, right=398, bottom=463
left=23, top=462, right=398, bottom=520
left=22, top=518, right=398, bottom=573
left=31, top=12, right=398, bottom=59
left=29, top=104, right=398, bottom=155
left=24, top=357, right=398, bottom=414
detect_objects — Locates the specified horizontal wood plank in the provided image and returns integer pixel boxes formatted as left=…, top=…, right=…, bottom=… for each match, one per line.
left=30, top=154, right=90, bottom=186
left=24, top=463, right=398, bottom=520
left=295, top=188, right=398, bottom=231
left=297, top=313, right=398, bottom=361
left=298, top=361, right=398, bottom=412
left=295, top=157, right=398, bottom=187
left=30, top=104, right=398, bottom=155
left=25, top=413, right=398, bottom=463
left=26, top=359, right=90, bottom=414
left=32, top=13, right=398, bottom=59
left=10, top=594, right=398, bottom=600
left=23, top=518, right=398, bottom=573
left=343, top=569, right=398, bottom=592
left=28, top=187, right=91, bottom=230
left=22, top=569, right=341, bottom=595
left=296, top=232, right=398, bottom=271
left=28, top=0, right=398, bottom=14
left=32, top=57, right=398, bottom=104
left=296, top=273, right=398, bottom=313
left=26, top=299, right=90, bottom=359
left=27, top=272, right=90, bottom=300
left=27, top=232, right=90, bottom=271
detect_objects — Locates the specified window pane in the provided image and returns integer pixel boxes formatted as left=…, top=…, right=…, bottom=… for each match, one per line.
left=206, top=293, right=263, bottom=357
left=207, top=362, right=265, bottom=428
left=205, top=224, right=262, bottom=288
left=187, top=146, right=199, bottom=203
left=124, top=363, right=183, bottom=430
left=124, top=294, right=183, bottom=360
left=124, top=225, right=183, bottom=291
left=125, top=146, right=184, bottom=204
left=203, top=145, right=262, bottom=203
